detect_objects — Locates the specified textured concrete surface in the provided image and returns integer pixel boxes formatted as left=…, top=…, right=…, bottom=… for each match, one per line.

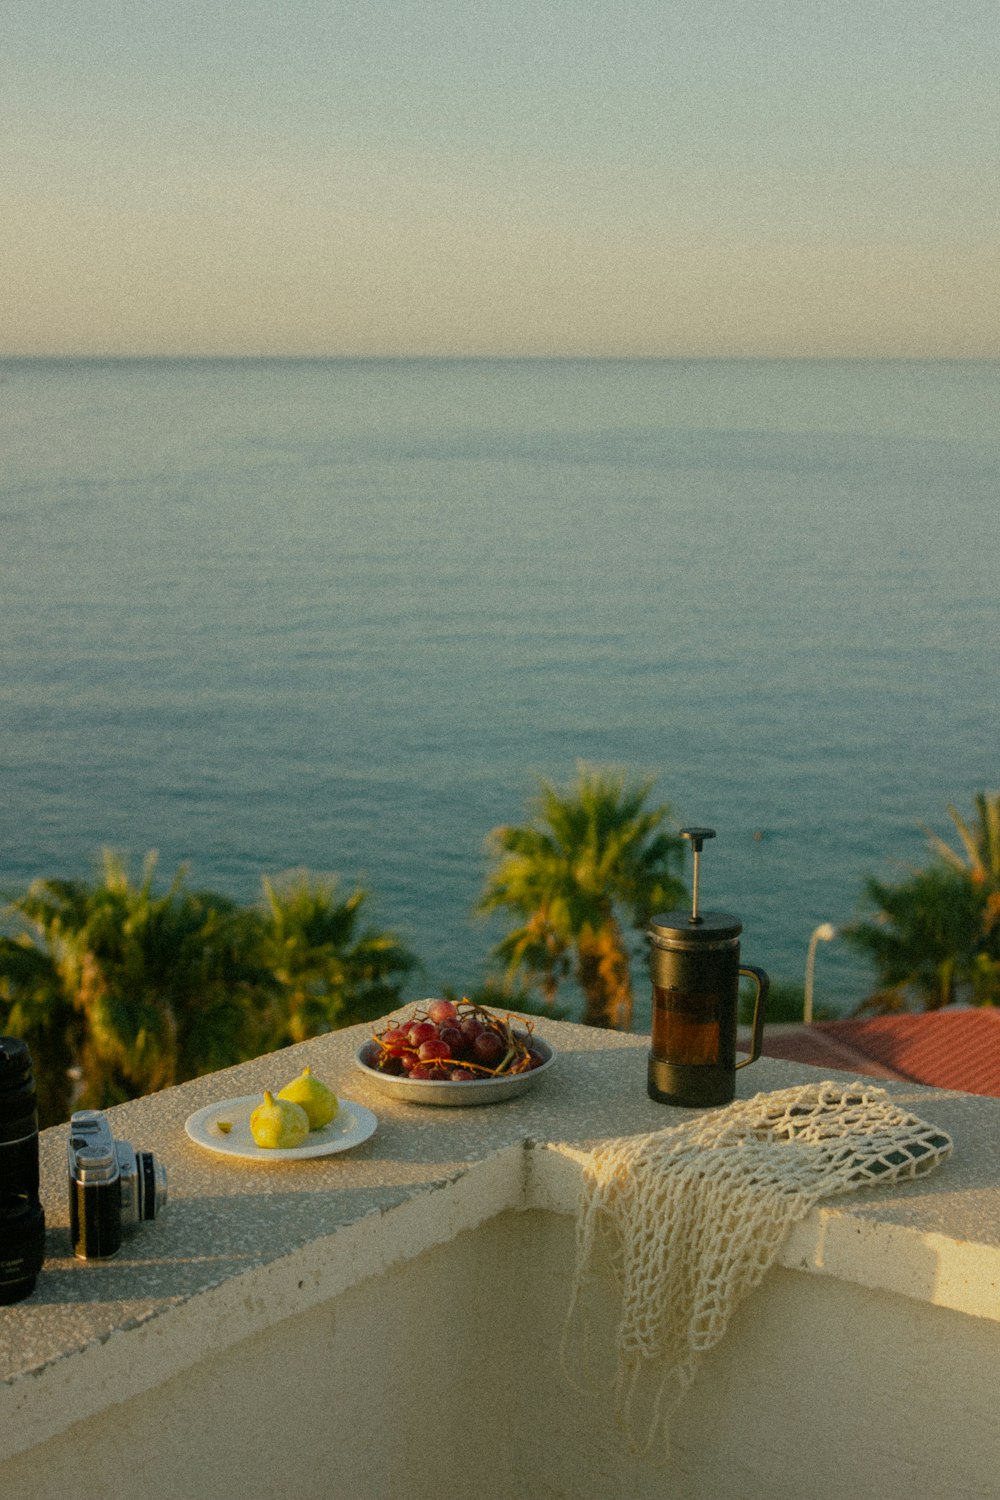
left=9, top=1207, right=1000, bottom=1500
left=3, top=1012, right=1000, bottom=1463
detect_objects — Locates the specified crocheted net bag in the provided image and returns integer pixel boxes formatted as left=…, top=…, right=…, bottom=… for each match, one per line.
left=561, top=1080, right=952, bottom=1451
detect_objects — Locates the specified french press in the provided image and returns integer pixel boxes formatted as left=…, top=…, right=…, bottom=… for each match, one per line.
left=647, top=828, right=769, bottom=1108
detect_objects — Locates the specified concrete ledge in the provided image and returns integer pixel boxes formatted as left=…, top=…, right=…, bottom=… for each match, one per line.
left=4, top=1015, right=1000, bottom=1471
left=526, top=1135, right=1000, bottom=1324
left=1, top=1144, right=526, bottom=1461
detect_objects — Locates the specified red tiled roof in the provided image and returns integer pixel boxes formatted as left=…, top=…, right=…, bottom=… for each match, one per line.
left=757, top=1009, right=1000, bottom=1098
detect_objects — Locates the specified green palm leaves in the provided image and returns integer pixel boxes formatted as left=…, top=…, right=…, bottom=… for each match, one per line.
left=478, top=766, right=687, bottom=1029
left=845, top=792, right=1000, bottom=1011
left=258, top=871, right=417, bottom=1047
left=1, top=853, right=415, bottom=1124
left=921, top=794, right=1000, bottom=904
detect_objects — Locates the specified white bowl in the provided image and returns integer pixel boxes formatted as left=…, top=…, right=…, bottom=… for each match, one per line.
left=353, top=1035, right=556, bottom=1107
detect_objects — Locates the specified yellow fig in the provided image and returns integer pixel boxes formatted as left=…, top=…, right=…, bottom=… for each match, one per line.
left=277, top=1066, right=338, bottom=1130
left=249, top=1090, right=310, bottom=1149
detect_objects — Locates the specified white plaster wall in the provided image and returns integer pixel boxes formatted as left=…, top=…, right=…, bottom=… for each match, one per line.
left=510, top=1211, right=1000, bottom=1500
left=8, top=1207, right=1000, bottom=1500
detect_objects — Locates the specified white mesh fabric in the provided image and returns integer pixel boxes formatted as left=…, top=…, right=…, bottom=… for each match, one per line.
left=561, top=1080, right=952, bottom=1450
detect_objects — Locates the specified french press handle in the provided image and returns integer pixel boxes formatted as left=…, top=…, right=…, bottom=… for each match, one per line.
left=735, top=965, right=769, bottom=1069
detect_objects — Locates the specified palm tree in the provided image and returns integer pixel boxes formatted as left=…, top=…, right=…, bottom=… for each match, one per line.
left=922, top=793, right=1000, bottom=968
left=478, top=765, right=687, bottom=1029
left=921, top=792, right=1000, bottom=889
left=256, top=871, right=417, bottom=1046
left=0, top=933, right=77, bottom=1127
left=6, top=851, right=263, bottom=1112
left=845, top=866, right=986, bottom=1010
left=1, top=853, right=418, bottom=1121
left=845, top=792, right=1000, bottom=1011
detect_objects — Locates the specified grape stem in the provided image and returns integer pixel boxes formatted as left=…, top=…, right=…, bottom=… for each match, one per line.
left=370, top=998, right=536, bottom=1078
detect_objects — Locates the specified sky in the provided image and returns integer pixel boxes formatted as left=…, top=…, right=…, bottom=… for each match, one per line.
left=3, top=1, right=998, bottom=358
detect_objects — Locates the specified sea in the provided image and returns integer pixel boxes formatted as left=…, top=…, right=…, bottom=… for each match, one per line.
left=1, top=357, right=998, bottom=1028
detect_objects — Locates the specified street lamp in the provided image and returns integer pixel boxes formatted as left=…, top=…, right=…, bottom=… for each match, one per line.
left=803, top=922, right=837, bottom=1024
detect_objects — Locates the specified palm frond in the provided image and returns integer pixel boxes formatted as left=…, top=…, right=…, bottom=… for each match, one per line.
left=478, top=764, right=685, bottom=1028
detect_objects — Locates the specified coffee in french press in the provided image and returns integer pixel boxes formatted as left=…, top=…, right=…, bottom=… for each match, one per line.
left=647, top=828, right=769, bottom=1108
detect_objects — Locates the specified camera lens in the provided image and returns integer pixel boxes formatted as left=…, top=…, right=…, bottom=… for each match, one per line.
left=0, top=1037, right=40, bottom=1200
left=135, top=1150, right=167, bottom=1219
left=115, top=1144, right=168, bottom=1226
left=0, top=1039, right=44, bottom=1300
left=0, top=1194, right=46, bottom=1305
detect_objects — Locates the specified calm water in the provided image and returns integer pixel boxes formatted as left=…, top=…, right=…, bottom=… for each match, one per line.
left=1, top=358, right=997, bottom=1025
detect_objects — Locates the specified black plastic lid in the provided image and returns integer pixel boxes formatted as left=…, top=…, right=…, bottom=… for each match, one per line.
left=649, top=910, right=742, bottom=944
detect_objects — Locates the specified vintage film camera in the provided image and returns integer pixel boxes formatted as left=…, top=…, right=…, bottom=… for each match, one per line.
left=67, top=1110, right=168, bottom=1260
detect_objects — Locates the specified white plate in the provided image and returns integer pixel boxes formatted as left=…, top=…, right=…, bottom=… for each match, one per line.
left=184, top=1094, right=378, bottom=1161
left=354, top=1036, right=556, bottom=1106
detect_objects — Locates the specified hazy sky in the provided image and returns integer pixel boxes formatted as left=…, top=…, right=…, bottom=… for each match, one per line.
left=4, top=1, right=997, bottom=357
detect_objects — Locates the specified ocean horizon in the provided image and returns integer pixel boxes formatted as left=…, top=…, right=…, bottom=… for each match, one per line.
left=2, top=356, right=997, bottom=1025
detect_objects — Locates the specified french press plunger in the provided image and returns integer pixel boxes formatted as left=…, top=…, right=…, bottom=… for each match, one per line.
left=647, top=828, right=769, bottom=1108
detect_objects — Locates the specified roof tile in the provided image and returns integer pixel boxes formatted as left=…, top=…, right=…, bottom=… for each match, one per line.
left=755, top=1009, right=1000, bottom=1097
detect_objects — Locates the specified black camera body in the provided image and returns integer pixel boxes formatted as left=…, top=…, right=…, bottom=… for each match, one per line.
left=67, top=1110, right=167, bottom=1260
left=0, top=1037, right=46, bottom=1305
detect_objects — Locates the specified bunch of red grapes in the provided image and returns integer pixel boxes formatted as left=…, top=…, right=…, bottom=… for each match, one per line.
left=369, top=999, right=547, bottom=1082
